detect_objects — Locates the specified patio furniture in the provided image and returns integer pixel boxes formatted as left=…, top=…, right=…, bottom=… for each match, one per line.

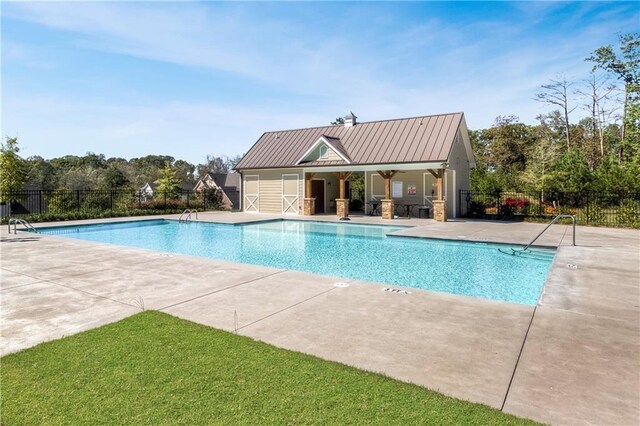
left=395, top=203, right=419, bottom=218
left=418, top=206, right=430, bottom=218
left=367, top=200, right=381, bottom=216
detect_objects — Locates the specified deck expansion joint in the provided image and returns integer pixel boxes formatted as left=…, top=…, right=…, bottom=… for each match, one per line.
left=41, top=278, right=140, bottom=309
left=157, top=269, right=288, bottom=311
left=500, top=304, right=537, bottom=411
left=236, top=286, right=340, bottom=332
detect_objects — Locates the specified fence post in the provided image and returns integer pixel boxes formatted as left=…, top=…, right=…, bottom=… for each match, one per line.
left=187, top=190, right=190, bottom=209
left=586, top=191, right=590, bottom=225
left=164, top=191, right=167, bottom=210
left=138, top=191, right=142, bottom=208
left=76, top=190, right=80, bottom=213
left=8, top=191, right=13, bottom=217
left=539, top=191, right=543, bottom=216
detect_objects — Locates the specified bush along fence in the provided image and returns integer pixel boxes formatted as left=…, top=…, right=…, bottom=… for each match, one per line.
left=0, top=189, right=225, bottom=223
left=459, top=190, right=640, bottom=228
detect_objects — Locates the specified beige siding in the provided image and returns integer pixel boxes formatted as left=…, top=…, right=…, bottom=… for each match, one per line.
left=245, top=176, right=259, bottom=194
left=448, top=131, right=471, bottom=194
left=365, top=169, right=460, bottom=217
left=370, top=173, right=385, bottom=198
left=244, top=169, right=303, bottom=214
left=366, top=170, right=427, bottom=204
left=305, top=144, right=343, bottom=162
left=282, top=174, right=299, bottom=214
left=283, top=175, right=298, bottom=194
left=243, top=175, right=260, bottom=212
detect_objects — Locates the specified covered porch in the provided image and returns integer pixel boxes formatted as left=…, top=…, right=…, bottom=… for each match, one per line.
left=301, top=163, right=452, bottom=222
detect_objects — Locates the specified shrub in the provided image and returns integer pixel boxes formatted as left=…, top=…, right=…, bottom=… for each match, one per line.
left=202, top=189, right=223, bottom=210
left=46, top=191, right=78, bottom=214
left=137, top=199, right=194, bottom=211
left=468, top=201, right=485, bottom=215
left=584, top=203, right=605, bottom=225
left=80, top=192, right=111, bottom=212
left=617, top=200, right=640, bottom=226
left=0, top=209, right=186, bottom=225
left=500, top=198, right=529, bottom=215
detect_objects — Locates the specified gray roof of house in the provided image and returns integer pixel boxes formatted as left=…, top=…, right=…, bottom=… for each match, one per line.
left=208, top=172, right=240, bottom=188
left=235, top=112, right=464, bottom=170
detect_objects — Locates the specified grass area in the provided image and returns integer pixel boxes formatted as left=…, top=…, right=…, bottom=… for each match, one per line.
left=1, top=311, right=537, bottom=425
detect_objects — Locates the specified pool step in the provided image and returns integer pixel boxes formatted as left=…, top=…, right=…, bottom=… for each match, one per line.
left=498, top=248, right=556, bottom=261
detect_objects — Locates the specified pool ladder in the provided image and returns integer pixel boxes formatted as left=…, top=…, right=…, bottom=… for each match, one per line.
left=499, top=214, right=575, bottom=256
left=8, top=217, right=37, bottom=234
left=179, top=209, right=198, bottom=223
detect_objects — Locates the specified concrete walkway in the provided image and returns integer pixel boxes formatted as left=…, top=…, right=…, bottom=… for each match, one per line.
left=1, top=213, right=638, bottom=425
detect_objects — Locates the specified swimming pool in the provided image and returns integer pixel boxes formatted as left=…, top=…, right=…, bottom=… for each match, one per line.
left=38, top=219, right=555, bottom=305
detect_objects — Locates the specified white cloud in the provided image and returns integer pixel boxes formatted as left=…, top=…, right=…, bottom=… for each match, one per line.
left=2, top=1, right=637, bottom=162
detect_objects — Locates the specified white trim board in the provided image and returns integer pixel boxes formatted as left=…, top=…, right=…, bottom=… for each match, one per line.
left=281, top=173, right=300, bottom=215
left=295, top=136, right=351, bottom=165
left=244, top=174, right=260, bottom=212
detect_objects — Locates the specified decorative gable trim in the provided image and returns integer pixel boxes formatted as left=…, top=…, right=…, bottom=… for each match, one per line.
left=295, top=136, right=351, bottom=165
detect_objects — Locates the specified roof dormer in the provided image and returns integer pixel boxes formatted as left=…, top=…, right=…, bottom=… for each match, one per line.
left=295, top=136, right=351, bottom=165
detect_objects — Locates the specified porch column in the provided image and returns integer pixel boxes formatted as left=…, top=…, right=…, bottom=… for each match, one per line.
left=334, top=172, right=352, bottom=219
left=433, top=168, right=447, bottom=222
left=304, top=173, right=316, bottom=216
left=377, top=170, right=397, bottom=219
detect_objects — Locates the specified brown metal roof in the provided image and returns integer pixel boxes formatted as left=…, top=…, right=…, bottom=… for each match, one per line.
left=235, top=112, right=464, bottom=170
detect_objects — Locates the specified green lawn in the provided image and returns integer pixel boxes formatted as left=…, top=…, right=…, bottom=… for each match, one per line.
left=1, top=311, right=537, bottom=425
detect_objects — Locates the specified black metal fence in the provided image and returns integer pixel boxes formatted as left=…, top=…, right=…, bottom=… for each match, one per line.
left=0, top=189, right=224, bottom=219
left=459, top=190, right=640, bottom=227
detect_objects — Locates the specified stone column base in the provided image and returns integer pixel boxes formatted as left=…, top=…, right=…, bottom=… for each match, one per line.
left=381, top=199, right=395, bottom=219
left=303, top=198, right=315, bottom=216
left=335, top=198, right=349, bottom=218
left=433, top=200, right=447, bottom=222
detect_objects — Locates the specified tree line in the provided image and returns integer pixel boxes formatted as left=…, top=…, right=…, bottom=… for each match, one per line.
left=1, top=144, right=243, bottom=194
left=471, top=33, right=640, bottom=195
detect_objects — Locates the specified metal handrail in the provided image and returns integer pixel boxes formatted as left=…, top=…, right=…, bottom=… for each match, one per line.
left=523, top=214, right=575, bottom=250
left=8, top=217, right=37, bottom=233
left=178, top=209, right=198, bottom=223
left=498, top=214, right=575, bottom=256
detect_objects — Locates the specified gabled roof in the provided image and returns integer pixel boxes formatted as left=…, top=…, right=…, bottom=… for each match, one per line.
left=236, top=112, right=469, bottom=170
left=295, top=135, right=351, bottom=165
left=207, top=172, right=241, bottom=188
left=195, top=172, right=241, bottom=190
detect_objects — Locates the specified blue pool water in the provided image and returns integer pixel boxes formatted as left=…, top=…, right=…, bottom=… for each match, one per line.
left=38, top=219, right=555, bottom=305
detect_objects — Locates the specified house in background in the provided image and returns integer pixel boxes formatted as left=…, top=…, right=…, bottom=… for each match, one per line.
left=193, top=172, right=241, bottom=210
left=234, top=112, right=475, bottom=221
left=139, top=182, right=194, bottom=200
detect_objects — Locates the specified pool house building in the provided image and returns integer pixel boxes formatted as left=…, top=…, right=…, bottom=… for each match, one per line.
left=234, top=112, right=475, bottom=221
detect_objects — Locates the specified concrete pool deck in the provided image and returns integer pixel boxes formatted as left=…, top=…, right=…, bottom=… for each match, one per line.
left=1, top=213, right=638, bottom=424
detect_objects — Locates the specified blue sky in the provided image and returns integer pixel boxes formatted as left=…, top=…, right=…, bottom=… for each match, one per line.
left=2, top=1, right=638, bottom=164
